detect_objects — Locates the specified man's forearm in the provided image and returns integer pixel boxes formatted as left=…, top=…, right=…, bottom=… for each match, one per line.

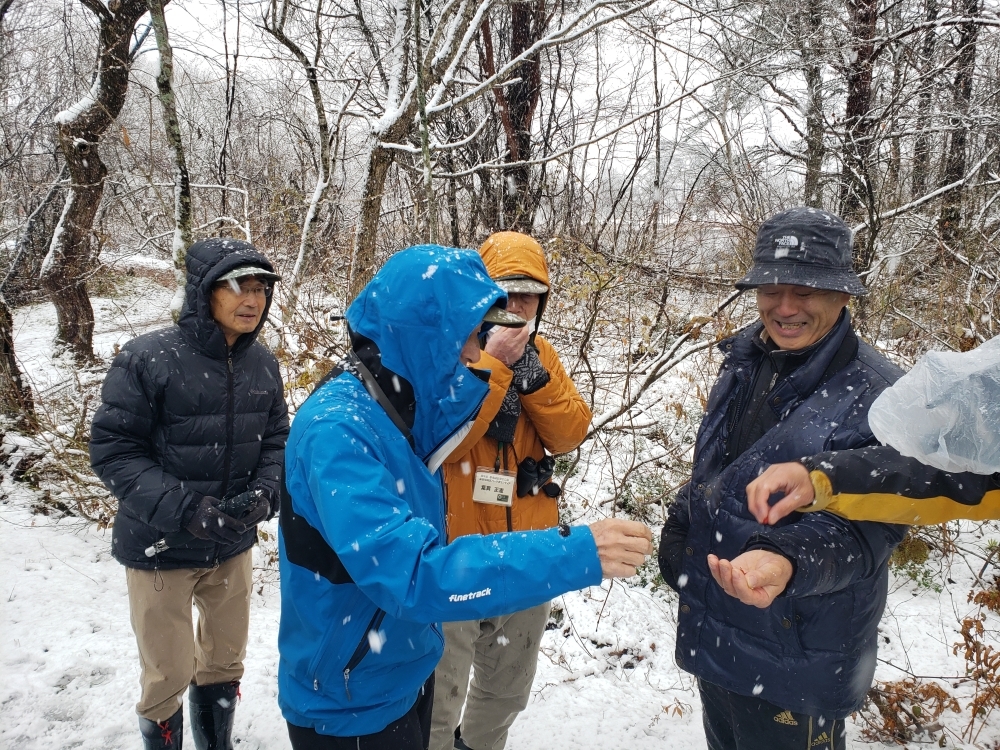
left=746, top=512, right=906, bottom=597
left=806, top=446, right=1000, bottom=524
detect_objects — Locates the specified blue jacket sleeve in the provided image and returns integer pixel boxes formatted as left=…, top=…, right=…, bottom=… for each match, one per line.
left=745, top=513, right=907, bottom=597
left=89, top=349, right=198, bottom=532
left=294, top=418, right=602, bottom=623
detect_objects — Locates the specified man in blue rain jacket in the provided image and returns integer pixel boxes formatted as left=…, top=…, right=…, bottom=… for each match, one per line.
left=278, top=245, right=651, bottom=749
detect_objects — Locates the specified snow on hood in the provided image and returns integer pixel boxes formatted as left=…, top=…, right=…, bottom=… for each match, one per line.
left=346, top=245, right=506, bottom=461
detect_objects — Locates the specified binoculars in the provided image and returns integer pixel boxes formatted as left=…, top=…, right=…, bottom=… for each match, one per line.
left=516, top=455, right=562, bottom=499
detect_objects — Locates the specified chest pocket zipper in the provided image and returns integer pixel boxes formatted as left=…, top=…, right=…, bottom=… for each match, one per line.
left=343, top=608, right=386, bottom=700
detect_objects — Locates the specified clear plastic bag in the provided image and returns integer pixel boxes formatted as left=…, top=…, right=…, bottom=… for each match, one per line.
left=868, top=333, right=1000, bottom=475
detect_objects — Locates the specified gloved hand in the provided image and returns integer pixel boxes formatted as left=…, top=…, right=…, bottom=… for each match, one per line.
left=228, top=484, right=278, bottom=522
left=219, top=488, right=272, bottom=529
left=511, top=345, right=550, bottom=394
left=220, top=489, right=261, bottom=518
left=184, top=496, right=245, bottom=544
left=239, top=495, right=270, bottom=529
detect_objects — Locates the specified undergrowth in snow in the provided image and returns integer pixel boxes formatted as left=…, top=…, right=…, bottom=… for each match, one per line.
left=3, top=271, right=1000, bottom=749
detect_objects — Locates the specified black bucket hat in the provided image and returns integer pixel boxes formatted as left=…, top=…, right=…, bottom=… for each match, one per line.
left=735, top=207, right=867, bottom=296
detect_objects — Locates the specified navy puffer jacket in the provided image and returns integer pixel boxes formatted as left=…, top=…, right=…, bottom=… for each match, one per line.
left=660, top=312, right=907, bottom=718
left=90, top=239, right=289, bottom=570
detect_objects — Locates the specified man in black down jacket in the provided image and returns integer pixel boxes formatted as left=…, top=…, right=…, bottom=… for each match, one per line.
left=90, top=238, right=289, bottom=750
left=659, top=207, right=907, bottom=750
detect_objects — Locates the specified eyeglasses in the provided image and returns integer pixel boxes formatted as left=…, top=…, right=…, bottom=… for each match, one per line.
left=216, top=279, right=272, bottom=298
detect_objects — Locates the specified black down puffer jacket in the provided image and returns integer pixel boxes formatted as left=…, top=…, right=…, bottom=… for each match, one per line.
left=90, top=238, right=289, bottom=570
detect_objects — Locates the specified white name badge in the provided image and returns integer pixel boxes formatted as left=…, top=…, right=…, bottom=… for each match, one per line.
left=472, top=469, right=516, bottom=507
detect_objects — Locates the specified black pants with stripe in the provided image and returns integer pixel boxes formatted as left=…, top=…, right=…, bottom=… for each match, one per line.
left=287, top=675, right=434, bottom=750
left=698, top=679, right=846, bottom=750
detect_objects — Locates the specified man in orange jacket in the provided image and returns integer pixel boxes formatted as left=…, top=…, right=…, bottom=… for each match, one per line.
left=429, top=232, right=592, bottom=750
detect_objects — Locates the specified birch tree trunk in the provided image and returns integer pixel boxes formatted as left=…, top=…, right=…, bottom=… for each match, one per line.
left=41, top=0, right=148, bottom=363
left=148, top=0, right=192, bottom=320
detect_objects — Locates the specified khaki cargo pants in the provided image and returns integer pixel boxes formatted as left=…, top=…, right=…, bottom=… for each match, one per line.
left=429, top=601, right=550, bottom=750
left=126, top=549, right=253, bottom=721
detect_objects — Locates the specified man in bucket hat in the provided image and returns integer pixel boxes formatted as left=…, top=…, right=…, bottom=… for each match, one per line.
left=658, top=207, right=907, bottom=750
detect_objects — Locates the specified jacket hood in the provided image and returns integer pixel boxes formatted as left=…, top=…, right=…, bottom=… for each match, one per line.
left=345, top=245, right=506, bottom=461
left=478, top=232, right=550, bottom=328
left=178, top=238, right=278, bottom=359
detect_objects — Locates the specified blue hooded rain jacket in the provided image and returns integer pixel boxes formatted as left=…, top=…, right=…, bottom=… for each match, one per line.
left=277, top=246, right=602, bottom=736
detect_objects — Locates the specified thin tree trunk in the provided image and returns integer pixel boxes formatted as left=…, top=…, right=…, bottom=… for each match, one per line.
left=414, top=0, right=437, bottom=244
left=217, top=0, right=240, bottom=220
left=42, top=0, right=148, bottom=363
left=481, top=0, right=546, bottom=233
left=148, top=0, right=192, bottom=320
left=350, top=142, right=396, bottom=300
left=2, top=171, right=65, bottom=306
left=838, top=0, right=879, bottom=275
left=0, top=294, right=36, bottom=430
left=911, top=0, right=938, bottom=198
left=888, top=47, right=903, bottom=194
left=800, top=0, right=825, bottom=207
left=938, top=0, right=980, bottom=246
left=266, top=0, right=353, bottom=323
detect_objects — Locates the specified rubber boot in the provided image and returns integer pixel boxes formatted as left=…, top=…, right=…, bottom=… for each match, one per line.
left=189, top=681, right=238, bottom=750
left=454, top=725, right=476, bottom=750
left=139, top=708, right=183, bottom=749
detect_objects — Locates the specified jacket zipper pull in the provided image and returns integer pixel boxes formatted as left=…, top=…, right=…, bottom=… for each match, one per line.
left=343, top=668, right=352, bottom=701
left=228, top=357, right=233, bottom=373
left=767, top=372, right=778, bottom=392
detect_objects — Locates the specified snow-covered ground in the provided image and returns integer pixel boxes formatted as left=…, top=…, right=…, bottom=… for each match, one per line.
left=3, top=276, right=998, bottom=749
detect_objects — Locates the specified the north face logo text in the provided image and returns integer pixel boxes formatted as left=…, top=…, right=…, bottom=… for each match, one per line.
left=449, top=588, right=492, bottom=602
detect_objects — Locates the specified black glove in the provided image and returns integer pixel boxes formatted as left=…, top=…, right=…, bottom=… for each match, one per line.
left=184, top=496, right=245, bottom=544
left=510, top=346, right=550, bottom=395
left=221, top=489, right=260, bottom=518
left=220, top=488, right=272, bottom=529
left=239, top=495, right=270, bottom=529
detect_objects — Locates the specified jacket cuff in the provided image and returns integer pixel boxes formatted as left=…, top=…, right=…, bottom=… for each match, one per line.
left=562, top=525, right=604, bottom=588
left=742, top=536, right=798, bottom=596
left=807, top=470, right=835, bottom=512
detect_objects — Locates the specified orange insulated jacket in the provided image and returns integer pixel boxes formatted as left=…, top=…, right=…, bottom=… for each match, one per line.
left=443, top=234, right=592, bottom=541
